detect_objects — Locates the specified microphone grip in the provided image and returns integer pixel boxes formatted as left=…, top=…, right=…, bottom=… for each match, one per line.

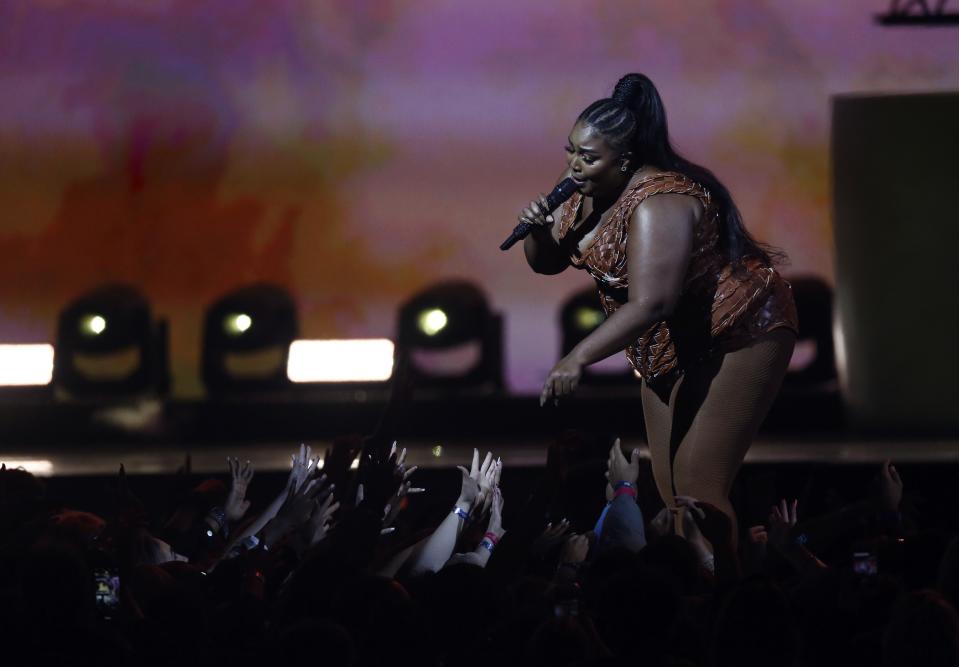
left=499, top=177, right=577, bottom=252
left=499, top=222, right=533, bottom=251
left=542, top=189, right=567, bottom=212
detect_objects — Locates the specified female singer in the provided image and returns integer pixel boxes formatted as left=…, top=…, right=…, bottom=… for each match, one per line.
left=519, top=73, right=798, bottom=541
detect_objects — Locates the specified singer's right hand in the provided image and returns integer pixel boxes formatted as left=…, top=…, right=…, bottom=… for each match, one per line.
left=518, top=194, right=554, bottom=229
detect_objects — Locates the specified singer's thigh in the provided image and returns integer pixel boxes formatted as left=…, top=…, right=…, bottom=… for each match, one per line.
left=670, top=329, right=795, bottom=529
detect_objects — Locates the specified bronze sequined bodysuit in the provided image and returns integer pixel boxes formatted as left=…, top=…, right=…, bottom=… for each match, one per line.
left=557, top=171, right=799, bottom=386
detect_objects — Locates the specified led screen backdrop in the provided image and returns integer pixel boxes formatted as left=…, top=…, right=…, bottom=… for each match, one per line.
left=1, top=0, right=957, bottom=395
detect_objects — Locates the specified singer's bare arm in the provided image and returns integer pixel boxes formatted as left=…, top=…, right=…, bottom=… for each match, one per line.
left=567, top=193, right=698, bottom=365
left=523, top=168, right=573, bottom=275
left=539, top=191, right=702, bottom=404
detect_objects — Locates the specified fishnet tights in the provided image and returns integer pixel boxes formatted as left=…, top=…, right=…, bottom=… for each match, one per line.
left=641, top=329, right=796, bottom=547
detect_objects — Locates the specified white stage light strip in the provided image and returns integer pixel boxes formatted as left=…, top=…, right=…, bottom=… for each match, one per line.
left=287, top=339, right=395, bottom=383
left=1, top=459, right=54, bottom=476
left=0, top=344, right=54, bottom=386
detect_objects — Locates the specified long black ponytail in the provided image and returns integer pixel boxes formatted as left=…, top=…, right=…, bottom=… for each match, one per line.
left=577, top=73, right=785, bottom=267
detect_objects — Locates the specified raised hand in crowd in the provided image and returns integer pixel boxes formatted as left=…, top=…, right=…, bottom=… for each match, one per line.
left=448, top=485, right=507, bottom=568
left=676, top=496, right=739, bottom=582
left=259, top=470, right=330, bottom=550
left=743, top=523, right=769, bottom=575
left=469, top=449, right=501, bottom=515
left=679, top=504, right=716, bottom=572
left=596, top=438, right=647, bottom=554
left=741, top=499, right=797, bottom=575
left=649, top=507, right=675, bottom=538
left=605, top=438, right=640, bottom=501
left=223, top=444, right=319, bottom=557
left=390, top=442, right=418, bottom=483
left=676, top=496, right=733, bottom=550
left=785, top=461, right=907, bottom=555
left=112, top=463, right=148, bottom=528
left=457, top=452, right=483, bottom=512
left=306, top=485, right=340, bottom=547
left=488, top=486, right=506, bottom=542
left=746, top=497, right=825, bottom=575
left=531, top=519, right=572, bottom=558
left=356, top=439, right=406, bottom=516
left=291, top=443, right=319, bottom=492
left=384, top=453, right=426, bottom=530
left=406, top=449, right=492, bottom=575
left=767, top=498, right=799, bottom=550
left=324, top=435, right=363, bottom=500
left=879, top=459, right=904, bottom=513
left=225, top=457, right=254, bottom=522
left=482, top=456, right=503, bottom=515
left=748, top=524, right=769, bottom=546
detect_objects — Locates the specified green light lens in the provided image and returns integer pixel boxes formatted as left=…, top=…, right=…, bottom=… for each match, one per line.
left=224, top=313, right=253, bottom=336
left=573, top=307, right=603, bottom=331
left=417, top=308, right=448, bottom=336
left=79, top=314, right=107, bottom=336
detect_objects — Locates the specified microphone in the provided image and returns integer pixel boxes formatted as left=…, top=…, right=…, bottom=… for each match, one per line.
left=499, top=177, right=579, bottom=251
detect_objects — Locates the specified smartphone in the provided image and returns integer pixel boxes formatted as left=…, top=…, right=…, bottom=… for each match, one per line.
left=94, top=568, right=120, bottom=618
left=852, top=551, right=878, bottom=576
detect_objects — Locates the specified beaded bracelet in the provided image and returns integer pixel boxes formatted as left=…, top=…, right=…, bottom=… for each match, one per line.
left=483, top=531, right=500, bottom=546
left=480, top=538, right=495, bottom=553
left=452, top=506, right=470, bottom=521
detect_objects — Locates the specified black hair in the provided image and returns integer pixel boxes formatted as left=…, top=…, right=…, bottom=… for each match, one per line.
left=577, top=73, right=785, bottom=266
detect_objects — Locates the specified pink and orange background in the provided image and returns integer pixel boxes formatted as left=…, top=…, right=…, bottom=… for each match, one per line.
left=1, top=0, right=957, bottom=394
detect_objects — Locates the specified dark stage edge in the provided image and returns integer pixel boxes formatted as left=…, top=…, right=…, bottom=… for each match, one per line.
left=4, top=437, right=959, bottom=478
left=0, top=384, right=844, bottom=445
left=2, top=387, right=955, bottom=477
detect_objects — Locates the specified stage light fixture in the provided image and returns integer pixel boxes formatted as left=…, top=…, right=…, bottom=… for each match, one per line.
left=287, top=339, right=395, bottom=383
left=202, top=284, right=298, bottom=395
left=397, top=280, right=504, bottom=391
left=54, top=284, right=169, bottom=397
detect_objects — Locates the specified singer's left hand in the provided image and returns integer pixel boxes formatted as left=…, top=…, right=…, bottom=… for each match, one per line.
left=540, top=353, right=584, bottom=407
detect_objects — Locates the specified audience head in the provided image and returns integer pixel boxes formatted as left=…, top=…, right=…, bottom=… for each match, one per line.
left=883, top=590, right=959, bottom=667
